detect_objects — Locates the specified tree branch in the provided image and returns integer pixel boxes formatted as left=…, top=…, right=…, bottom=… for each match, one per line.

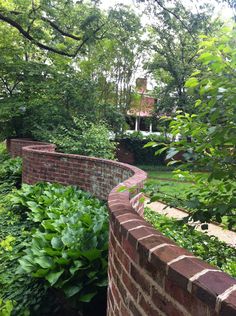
left=0, top=12, right=104, bottom=57
left=154, top=0, right=196, bottom=41
left=41, top=17, right=82, bottom=40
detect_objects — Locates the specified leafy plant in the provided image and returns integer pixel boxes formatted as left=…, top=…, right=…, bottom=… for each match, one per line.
left=0, top=158, right=22, bottom=196
left=0, top=143, right=10, bottom=164
left=0, top=207, right=48, bottom=316
left=38, top=117, right=116, bottom=160
left=0, top=143, right=22, bottom=196
left=145, top=25, right=236, bottom=229
left=144, top=208, right=236, bottom=277
left=0, top=299, right=14, bottom=316
left=8, top=183, right=109, bottom=309
left=117, top=132, right=169, bottom=165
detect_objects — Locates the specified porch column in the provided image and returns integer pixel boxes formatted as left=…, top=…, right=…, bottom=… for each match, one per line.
left=135, top=117, right=138, bottom=131
left=149, top=122, right=153, bottom=133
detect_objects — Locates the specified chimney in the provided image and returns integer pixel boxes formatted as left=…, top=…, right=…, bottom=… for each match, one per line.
left=136, top=78, right=147, bottom=93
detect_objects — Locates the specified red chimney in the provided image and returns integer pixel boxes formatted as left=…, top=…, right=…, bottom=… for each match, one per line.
left=136, top=78, right=147, bottom=93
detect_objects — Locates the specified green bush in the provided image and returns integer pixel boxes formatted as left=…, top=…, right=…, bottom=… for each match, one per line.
left=0, top=208, right=48, bottom=316
left=36, top=117, right=116, bottom=160
left=0, top=144, right=22, bottom=195
left=144, top=208, right=236, bottom=277
left=0, top=143, right=9, bottom=164
left=7, top=183, right=109, bottom=312
left=116, top=132, right=169, bottom=165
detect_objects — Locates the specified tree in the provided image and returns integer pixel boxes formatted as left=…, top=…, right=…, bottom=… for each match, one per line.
left=144, top=0, right=220, bottom=114
left=0, top=1, right=145, bottom=139
left=0, top=0, right=105, bottom=57
left=150, top=25, right=236, bottom=229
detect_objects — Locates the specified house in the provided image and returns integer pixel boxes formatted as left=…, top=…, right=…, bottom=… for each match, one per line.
left=126, top=78, right=157, bottom=133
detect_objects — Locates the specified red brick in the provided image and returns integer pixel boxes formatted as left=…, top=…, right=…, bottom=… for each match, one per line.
left=129, top=301, right=143, bottom=316
left=165, top=278, right=209, bottom=316
left=138, top=292, right=162, bottom=316
left=120, top=302, right=131, bottom=316
left=152, top=286, right=185, bottom=316
left=130, top=263, right=151, bottom=295
left=220, top=291, right=236, bottom=316
left=122, top=239, right=139, bottom=262
left=192, top=271, right=236, bottom=309
left=122, top=270, right=139, bottom=300
left=168, top=257, right=216, bottom=290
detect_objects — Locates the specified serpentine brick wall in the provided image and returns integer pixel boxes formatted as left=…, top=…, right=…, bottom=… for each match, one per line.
left=7, top=139, right=236, bottom=316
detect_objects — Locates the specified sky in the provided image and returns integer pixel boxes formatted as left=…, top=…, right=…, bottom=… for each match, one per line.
left=100, top=0, right=233, bottom=21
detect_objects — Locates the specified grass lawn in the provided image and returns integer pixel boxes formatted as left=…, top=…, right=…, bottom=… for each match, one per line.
left=139, top=165, right=233, bottom=230
left=137, top=165, right=192, bottom=201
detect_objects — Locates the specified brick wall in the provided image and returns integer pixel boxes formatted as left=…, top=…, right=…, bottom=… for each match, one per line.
left=7, top=139, right=236, bottom=316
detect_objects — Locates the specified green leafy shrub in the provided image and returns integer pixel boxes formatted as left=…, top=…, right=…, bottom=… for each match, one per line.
left=0, top=143, right=10, bottom=164
left=8, top=183, right=109, bottom=309
left=145, top=26, right=236, bottom=228
left=116, top=132, right=169, bottom=165
left=37, top=117, right=116, bottom=160
left=0, top=158, right=22, bottom=195
left=0, top=299, right=14, bottom=316
left=0, top=143, right=22, bottom=195
left=0, top=208, right=48, bottom=316
left=144, top=208, right=236, bottom=277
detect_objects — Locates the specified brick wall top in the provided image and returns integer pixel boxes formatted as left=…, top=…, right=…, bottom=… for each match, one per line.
left=7, top=138, right=236, bottom=316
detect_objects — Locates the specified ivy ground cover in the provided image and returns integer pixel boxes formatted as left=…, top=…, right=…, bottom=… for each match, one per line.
left=144, top=208, right=236, bottom=278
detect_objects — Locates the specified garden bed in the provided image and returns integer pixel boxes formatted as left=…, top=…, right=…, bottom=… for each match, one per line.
left=0, top=145, right=108, bottom=315
left=0, top=182, right=108, bottom=316
left=144, top=208, right=236, bottom=278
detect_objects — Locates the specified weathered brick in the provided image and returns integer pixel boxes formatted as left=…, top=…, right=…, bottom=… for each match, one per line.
left=122, top=269, right=139, bottom=300
left=130, top=263, right=151, bottom=295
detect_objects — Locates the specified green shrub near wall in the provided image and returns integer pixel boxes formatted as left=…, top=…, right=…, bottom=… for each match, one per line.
left=116, top=133, right=169, bottom=165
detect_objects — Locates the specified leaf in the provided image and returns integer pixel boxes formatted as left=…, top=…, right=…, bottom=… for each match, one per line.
left=166, top=149, right=179, bottom=160
left=64, top=285, right=83, bottom=298
left=185, top=77, right=199, bottom=88
left=195, top=99, right=201, bottom=107
left=51, top=237, right=63, bottom=249
left=45, top=270, right=64, bottom=285
left=18, top=256, right=35, bottom=273
left=82, top=249, right=101, bottom=261
left=79, top=292, right=97, bottom=303
left=143, top=141, right=157, bottom=148
left=34, top=256, right=54, bottom=269
left=32, top=268, right=49, bottom=278
left=167, top=160, right=180, bottom=166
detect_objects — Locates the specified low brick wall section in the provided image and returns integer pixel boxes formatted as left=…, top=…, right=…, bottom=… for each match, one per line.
left=7, top=139, right=236, bottom=316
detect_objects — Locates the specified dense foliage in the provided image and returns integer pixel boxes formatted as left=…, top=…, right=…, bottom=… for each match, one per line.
left=37, top=117, right=116, bottom=159
left=0, top=182, right=109, bottom=315
left=146, top=25, right=236, bottom=230
left=144, top=0, right=220, bottom=114
left=0, top=147, right=109, bottom=315
left=0, top=1, right=145, bottom=141
left=144, top=208, right=236, bottom=277
left=117, top=132, right=169, bottom=165
left=11, top=183, right=108, bottom=307
left=0, top=143, right=22, bottom=195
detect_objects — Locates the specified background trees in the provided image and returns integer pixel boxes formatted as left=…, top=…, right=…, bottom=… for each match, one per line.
left=0, top=1, right=145, bottom=140
left=147, top=24, right=236, bottom=229
left=145, top=0, right=220, bottom=114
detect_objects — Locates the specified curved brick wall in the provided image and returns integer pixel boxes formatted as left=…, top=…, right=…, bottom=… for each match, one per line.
left=7, top=139, right=236, bottom=316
